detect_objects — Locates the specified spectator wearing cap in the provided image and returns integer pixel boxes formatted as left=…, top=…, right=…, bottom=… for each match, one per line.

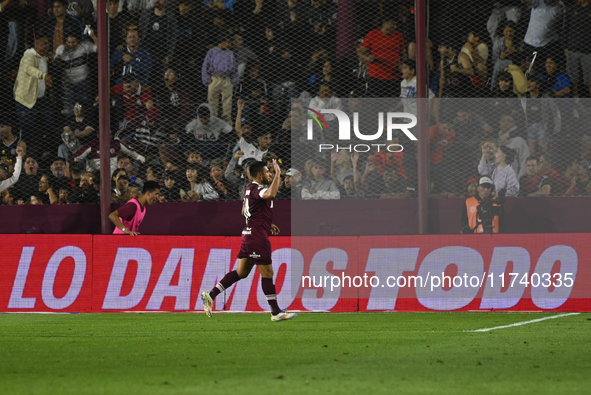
left=522, top=76, right=561, bottom=156
left=478, top=144, right=520, bottom=197
left=181, top=163, right=219, bottom=201
left=110, top=28, right=153, bottom=86
left=139, top=0, right=177, bottom=74
left=564, top=0, right=591, bottom=99
left=201, top=35, right=239, bottom=123
left=49, top=157, right=75, bottom=193
left=301, top=159, right=339, bottom=200
left=185, top=103, right=233, bottom=160
left=277, top=167, right=302, bottom=200
left=461, top=176, right=504, bottom=234
left=40, top=0, right=84, bottom=57
left=519, top=156, right=552, bottom=196
left=497, top=114, right=530, bottom=179
left=357, top=16, right=406, bottom=98
left=13, top=33, right=55, bottom=145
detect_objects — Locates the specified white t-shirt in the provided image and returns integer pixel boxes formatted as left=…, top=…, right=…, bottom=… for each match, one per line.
left=400, top=76, right=435, bottom=117
left=238, top=137, right=267, bottom=165
left=55, top=41, right=97, bottom=84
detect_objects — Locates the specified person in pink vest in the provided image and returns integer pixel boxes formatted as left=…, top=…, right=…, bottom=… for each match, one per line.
left=109, top=180, right=161, bottom=236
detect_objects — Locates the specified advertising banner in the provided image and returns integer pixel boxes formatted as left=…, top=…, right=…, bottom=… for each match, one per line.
left=1, top=234, right=589, bottom=312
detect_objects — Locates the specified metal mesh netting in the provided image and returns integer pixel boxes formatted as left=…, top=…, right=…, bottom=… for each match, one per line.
left=1, top=0, right=590, bottom=210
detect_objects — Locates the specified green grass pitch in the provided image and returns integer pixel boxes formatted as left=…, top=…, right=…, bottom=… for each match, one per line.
left=0, top=312, right=590, bottom=394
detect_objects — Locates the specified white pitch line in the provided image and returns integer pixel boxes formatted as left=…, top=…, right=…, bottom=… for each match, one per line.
left=465, top=312, right=580, bottom=332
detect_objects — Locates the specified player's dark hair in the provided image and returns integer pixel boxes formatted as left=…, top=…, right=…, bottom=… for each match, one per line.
left=248, top=161, right=267, bottom=179
left=142, top=180, right=160, bottom=194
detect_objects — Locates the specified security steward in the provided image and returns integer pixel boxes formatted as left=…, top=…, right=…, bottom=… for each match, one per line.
left=461, top=176, right=504, bottom=234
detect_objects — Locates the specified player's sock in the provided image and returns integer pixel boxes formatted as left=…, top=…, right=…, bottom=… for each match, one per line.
left=261, top=277, right=281, bottom=315
left=210, top=270, right=241, bottom=299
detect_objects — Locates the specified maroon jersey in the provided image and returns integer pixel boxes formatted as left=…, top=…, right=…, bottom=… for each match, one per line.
left=242, top=182, right=273, bottom=243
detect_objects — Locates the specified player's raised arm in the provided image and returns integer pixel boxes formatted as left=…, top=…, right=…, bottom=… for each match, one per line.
left=262, top=160, right=281, bottom=200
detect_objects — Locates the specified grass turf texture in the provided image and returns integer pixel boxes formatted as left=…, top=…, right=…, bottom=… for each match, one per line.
left=0, top=313, right=589, bottom=394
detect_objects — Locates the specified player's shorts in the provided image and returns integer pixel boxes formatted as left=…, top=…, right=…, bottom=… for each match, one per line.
left=238, top=240, right=272, bottom=265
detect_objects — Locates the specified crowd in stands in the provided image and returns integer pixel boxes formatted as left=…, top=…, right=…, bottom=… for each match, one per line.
left=1, top=0, right=591, bottom=206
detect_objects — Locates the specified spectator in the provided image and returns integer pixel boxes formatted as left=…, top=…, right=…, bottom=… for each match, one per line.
left=235, top=100, right=272, bottom=165
left=301, top=159, right=339, bottom=199
left=490, top=72, right=521, bottom=125
left=538, top=56, right=572, bottom=98
left=305, top=0, right=337, bottom=51
left=309, top=60, right=342, bottom=97
left=185, top=103, right=233, bottom=160
left=111, top=173, right=130, bottom=203
left=58, top=101, right=96, bottom=161
left=451, top=108, right=495, bottom=162
left=12, top=156, right=40, bottom=202
left=357, top=15, right=405, bottom=98
left=490, top=21, right=521, bottom=91
left=487, top=2, right=522, bottom=41
left=70, top=171, right=100, bottom=203
left=201, top=35, right=239, bottom=123
left=0, top=121, right=27, bottom=173
left=522, top=0, right=565, bottom=62
left=224, top=151, right=251, bottom=198
left=48, top=157, right=74, bottom=192
left=41, top=0, right=83, bottom=57
left=397, top=59, right=437, bottom=120
left=64, top=0, right=94, bottom=23
left=108, top=0, right=133, bottom=56
left=233, top=34, right=258, bottom=78
left=209, top=161, right=234, bottom=200
left=204, top=0, right=236, bottom=13
left=267, top=46, right=303, bottom=119
left=307, top=84, right=343, bottom=123
left=538, top=153, right=570, bottom=195
left=236, top=64, right=268, bottom=122
left=0, top=145, right=24, bottom=194
left=13, top=33, right=54, bottom=145
left=29, top=194, right=44, bottom=205
left=139, top=0, right=177, bottom=74
left=565, top=165, right=591, bottom=196
left=460, top=29, right=489, bottom=81
left=428, top=122, right=456, bottom=194
left=522, top=76, right=561, bottom=155
left=181, top=163, right=219, bottom=201
left=158, top=171, right=181, bottom=202
left=564, top=0, right=591, bottom=98
left=0, top=0, right=37, bottom=72
left=38, top=174, right=58, bottom=204
left=478, top=144, right=520, bottom=197
left=498, top=114, right=530, bottom=179
left=176, top=0, right=203, bottom=75
left=438, top=42, right=482, bottom=98
left=330, top=150, right=358, bottom=187
left=380, top=168, right=409, bottom=199
left=110, top=28, right=153, bottom=86
left=519, top=156, right=552, bottom=196
left=116, top=154, right=143, bottom=190
left=115, top=110, right=168, bottom=162
left=110, top=73, right=155, bottom=127
left=278, top=167, right=302, bottom=200
left=71, top=129, right=146, bottom=175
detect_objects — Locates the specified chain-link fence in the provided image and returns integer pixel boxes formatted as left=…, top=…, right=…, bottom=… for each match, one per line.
left=1, top=0, right=590, bottom=214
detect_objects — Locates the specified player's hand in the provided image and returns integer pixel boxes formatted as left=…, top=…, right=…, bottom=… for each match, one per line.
left=272, top=159, right=281, bottom=175
left=270, top=224, right=280, bottom=235
left=124, top=229, right=140, bottom=236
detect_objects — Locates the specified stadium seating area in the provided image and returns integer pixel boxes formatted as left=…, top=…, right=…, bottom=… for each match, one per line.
left=1, top=0, right=590, bottom=206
